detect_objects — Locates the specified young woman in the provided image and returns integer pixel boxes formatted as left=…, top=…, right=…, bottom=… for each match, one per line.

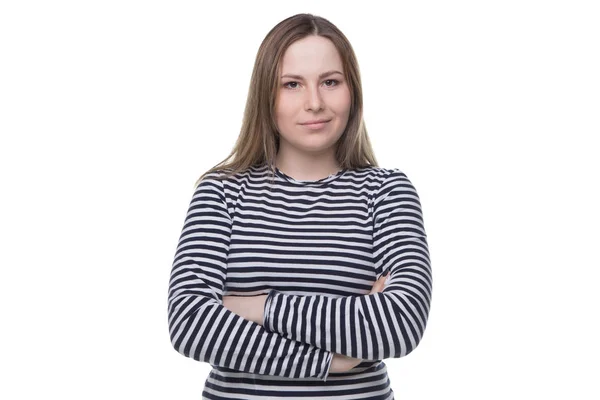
left=167, top=13, right=432, bottom=399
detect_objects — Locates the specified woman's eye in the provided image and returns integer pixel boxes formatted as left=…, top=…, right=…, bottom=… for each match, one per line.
left=283, top=79, right=339, bottom=89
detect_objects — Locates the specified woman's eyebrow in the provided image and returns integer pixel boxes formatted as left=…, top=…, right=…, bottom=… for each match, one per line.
left=280, top=70, right=343, bottom=80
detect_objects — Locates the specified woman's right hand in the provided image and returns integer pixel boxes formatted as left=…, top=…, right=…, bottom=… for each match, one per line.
left=330, top=353, right=363, bottom=373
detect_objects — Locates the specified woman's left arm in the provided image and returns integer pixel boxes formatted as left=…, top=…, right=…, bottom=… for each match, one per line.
left=259, top=170, right=433, bottom=361
left=222, top=294, right=267, bottom=325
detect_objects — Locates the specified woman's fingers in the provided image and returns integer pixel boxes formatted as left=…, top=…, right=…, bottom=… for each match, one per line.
left=370, top=280, right=382, bottom=294
left=369, top=272, right=389, bottom=294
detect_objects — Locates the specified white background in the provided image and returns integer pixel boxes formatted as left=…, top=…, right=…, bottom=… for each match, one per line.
left=1, top=1, right=599, bottom=399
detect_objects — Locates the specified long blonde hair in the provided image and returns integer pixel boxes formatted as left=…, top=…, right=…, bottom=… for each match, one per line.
left=195, top=13, right=378, bottom=188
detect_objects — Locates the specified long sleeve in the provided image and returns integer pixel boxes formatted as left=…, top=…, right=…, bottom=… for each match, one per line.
left=262, top=170, right=432, bottom=360
left=167, top=175, right=333, bottom=380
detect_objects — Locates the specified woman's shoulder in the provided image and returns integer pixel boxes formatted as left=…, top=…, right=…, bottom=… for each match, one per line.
left=200, top=165, right=255, bottom=182
left=350, top=165, right=409, bottom=182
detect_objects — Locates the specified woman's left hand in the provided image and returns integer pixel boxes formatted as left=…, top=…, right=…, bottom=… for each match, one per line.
left=370, top=271, right=390, bottom=295
left=222, top=294, right=268, bottom=326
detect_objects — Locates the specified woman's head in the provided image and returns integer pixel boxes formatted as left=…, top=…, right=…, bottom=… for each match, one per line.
left=198, top=13, right=378, bottom=185
left=274, top=34, right=351, bottom=168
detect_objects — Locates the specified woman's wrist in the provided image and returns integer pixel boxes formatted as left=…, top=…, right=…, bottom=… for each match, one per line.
left=222, top=294, right=269, bottom=326
left=329, top=354, right=341, bottom=373
left=254, top=294, right=268, bottom=326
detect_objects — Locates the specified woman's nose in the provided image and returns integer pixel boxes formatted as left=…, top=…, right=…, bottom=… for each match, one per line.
left=305, top=85, right=324, bottom=111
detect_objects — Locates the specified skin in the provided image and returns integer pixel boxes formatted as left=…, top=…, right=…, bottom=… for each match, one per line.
left=273, top=34, right=352, bottom=181
left=222, top=35, right=380, bottom=373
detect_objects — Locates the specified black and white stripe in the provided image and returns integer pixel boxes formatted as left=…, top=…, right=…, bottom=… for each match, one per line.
left=167, top=163, right=432, bottom=399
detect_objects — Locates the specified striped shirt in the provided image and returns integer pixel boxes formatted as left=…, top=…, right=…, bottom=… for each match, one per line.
left=167, top=162, right=432, bottom=399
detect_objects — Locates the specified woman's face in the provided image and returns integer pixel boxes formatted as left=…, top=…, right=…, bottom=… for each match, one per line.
left=274, top=35, right=351, bottom=158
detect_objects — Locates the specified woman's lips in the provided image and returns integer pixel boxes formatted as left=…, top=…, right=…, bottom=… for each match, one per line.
left=301, top=120, right=330, bottom=130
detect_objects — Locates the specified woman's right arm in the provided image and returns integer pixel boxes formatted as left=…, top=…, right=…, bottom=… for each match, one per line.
left=329, top=273, right=389, bottom=373
left=167, top=175, right=333, bottom=381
